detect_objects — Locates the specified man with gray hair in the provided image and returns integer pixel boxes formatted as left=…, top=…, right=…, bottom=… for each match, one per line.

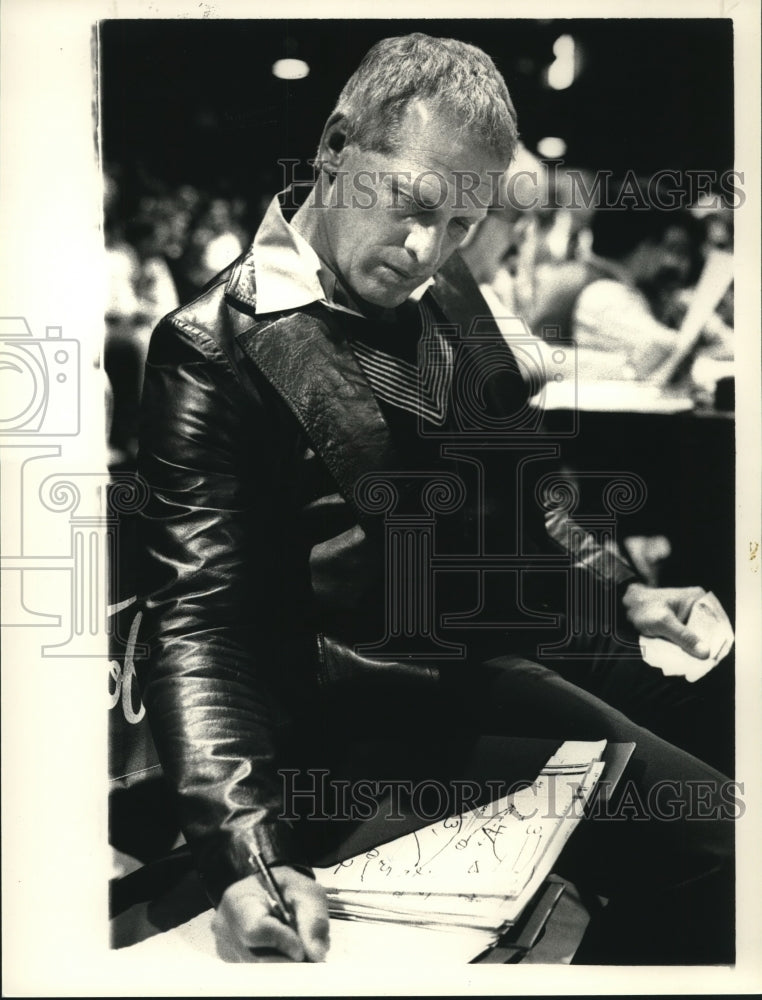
left=137, top=33, right=733, bottom=964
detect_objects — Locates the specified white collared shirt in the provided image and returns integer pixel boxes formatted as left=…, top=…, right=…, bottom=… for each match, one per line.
left=573, top=252, right=677, bottom=378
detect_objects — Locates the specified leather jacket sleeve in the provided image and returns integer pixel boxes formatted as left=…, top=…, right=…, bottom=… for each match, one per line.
left=136, top=313, right=315, bottom=904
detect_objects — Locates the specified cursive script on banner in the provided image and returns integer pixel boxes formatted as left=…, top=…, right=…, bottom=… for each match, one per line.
left=108, top=609, right=145, bottom=725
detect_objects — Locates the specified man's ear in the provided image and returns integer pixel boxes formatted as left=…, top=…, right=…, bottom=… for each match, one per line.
left=316, top=112, right=349, bottom=176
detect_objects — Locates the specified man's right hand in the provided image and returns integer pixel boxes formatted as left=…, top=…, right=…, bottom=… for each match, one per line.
left=211, top=866, right=330, bottom=962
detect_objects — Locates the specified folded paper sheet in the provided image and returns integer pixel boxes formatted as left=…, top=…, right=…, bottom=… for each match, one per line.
left=640, top=591, right=734, bottom=682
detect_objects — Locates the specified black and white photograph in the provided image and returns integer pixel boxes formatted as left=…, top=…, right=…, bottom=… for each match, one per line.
left=2, top=1, right=760, bottom=995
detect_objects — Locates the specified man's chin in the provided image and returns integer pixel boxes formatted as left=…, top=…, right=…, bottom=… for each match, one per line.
left=354, top=283, right=412, bottom=311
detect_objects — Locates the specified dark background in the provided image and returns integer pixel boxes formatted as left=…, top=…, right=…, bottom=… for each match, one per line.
left=100, top=18, right=734, bottom=202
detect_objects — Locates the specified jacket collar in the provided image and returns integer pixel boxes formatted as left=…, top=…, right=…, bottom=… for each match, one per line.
left=228, top=252, right=401, bottom=527
left=227, top=249, right=517, bottom=527
left=236, top=306, right=401, bottom=530
left=245, top=190, right=364, bottom=318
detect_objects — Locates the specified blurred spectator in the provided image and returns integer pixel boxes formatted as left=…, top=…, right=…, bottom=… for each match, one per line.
left=573, top=204, right=697, bottom=379
left=104, top=175, right=184, bottom=464
left=533, top=165, right=596, bottom=267
left=691, top=192, right=734, bottom=253
left=181, top=196, right=248, bottom=293
left=104, top=172, right=144, bottom=466
left=103, top=168, right=262, bottom=466
left=460, top=147, right=576, bottom=390
left=459, top=144, right=547, bottom=318
left=530, top=191, right=727, bottom=381
left=125, top=215, right=181, bottom=330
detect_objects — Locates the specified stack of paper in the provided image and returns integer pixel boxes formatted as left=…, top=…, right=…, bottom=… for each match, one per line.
left=312, top=740, right=607, bottom=959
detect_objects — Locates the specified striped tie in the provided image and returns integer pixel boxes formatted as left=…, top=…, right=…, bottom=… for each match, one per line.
left=351, top=298, right=454, bottom=426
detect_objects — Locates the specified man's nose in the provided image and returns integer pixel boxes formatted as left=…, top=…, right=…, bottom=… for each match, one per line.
left=404, top=221, right=445, bottom=270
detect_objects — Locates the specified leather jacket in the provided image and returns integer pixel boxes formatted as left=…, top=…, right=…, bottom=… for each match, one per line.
left=136, top=247, right=637, bottom=904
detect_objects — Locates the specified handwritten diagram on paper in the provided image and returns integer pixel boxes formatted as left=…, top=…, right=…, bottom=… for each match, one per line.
left=315, top=741, right=606, bottom=901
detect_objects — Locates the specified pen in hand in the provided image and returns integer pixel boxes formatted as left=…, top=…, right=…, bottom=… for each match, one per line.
left=215, top=854, right=330, bottom=962
left=248, top=846, right=295, bottom=928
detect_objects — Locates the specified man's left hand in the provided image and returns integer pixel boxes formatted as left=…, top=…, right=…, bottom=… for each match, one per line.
left=622, top=583, right=711, bottom=658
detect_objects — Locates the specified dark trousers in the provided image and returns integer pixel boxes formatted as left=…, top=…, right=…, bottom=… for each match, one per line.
left=285, top=646, right=735, bottom=965
left=533, top=630, right=735, bottom=777
left=446, top=654, right=734, bottom=964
